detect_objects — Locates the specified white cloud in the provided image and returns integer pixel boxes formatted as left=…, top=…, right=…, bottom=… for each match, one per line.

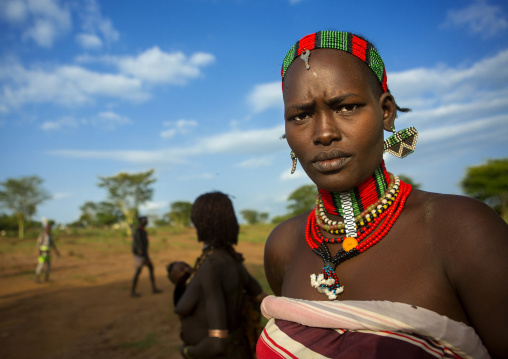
left=76, top=0, right=119, bottom=49
left=49, top=124, right=286, bottom=163
left=389, top=49, right=508, bottom=110
left=52, top=192, right=72, bottom=200
left=91, top=111, right=131, bottom=129
left=41, top=116, right=81, bottom=131
left=2, top=0, right=28, bottom=22
left=201, top=125, right=285, bottom=154
left=1, top=0, right=72, bottom=47
left=385, top=48, right=508, bottom=165
left=139, top=201, right=167, bottom=213
left=40, top=112, right=130, bottom=131
left=280, top=168, right=307, bottom=181
left=46, top=49, right=508, bottom=179
left=115, top=47, right=215, bottom=85
left=161, top=119, right=197, bottom=139
left=49, top=148, right=193, bottom=165
left=0, top=60, right=148, bottom=110
left=177, top=173, right=216, bottom=181
left=417, top=114, right=507, bottom=145
left=160, top=129, right=176, bottom=139
left=247, top=81, right=283, bottom=113
left=0, top=46, right=214, bottom=112
left=0, top=0, right=118, bottom=49
left=442, top=0, right=508, bottom=37
left=235, top=156, right=273, bottom=168
left=76, top=33, right=102, bottom=49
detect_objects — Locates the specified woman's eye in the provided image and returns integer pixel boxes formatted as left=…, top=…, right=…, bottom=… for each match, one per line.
left=292, top=113, right=310, bottom=121
left=338, top=104, right=358, bottom=112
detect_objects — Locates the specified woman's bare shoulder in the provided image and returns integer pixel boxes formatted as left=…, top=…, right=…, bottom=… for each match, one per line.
left=409, top=189, right=504, bottom=231
left=407, top=188, right=508, bottom=266
left=265, top=211, right=309, bottom=249
left=264, top=211, right=309, bottom=296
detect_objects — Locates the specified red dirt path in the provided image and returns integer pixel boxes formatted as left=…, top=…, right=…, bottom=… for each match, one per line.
left=0, top=229, right=266, bottom=359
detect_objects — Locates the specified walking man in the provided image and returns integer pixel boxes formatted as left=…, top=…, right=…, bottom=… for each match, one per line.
left=130, top=216, right=162, bottom=297
left=35, top=222, right=60, bottom=283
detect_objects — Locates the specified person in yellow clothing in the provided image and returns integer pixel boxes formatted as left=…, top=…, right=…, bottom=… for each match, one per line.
left=35, top=222, right=60, bottom=283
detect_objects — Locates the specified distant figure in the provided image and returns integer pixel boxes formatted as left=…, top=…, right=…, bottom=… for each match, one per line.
left=174, top=191, right=266, bottom=359
left=35, top=222, right=60, bottom=283
left=167, top=261, right=192, bottom=306
left=130, top=216, right=162, bottom=297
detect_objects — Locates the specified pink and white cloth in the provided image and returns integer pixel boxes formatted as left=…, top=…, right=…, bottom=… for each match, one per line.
left=257, top=295, right=490, bottom=359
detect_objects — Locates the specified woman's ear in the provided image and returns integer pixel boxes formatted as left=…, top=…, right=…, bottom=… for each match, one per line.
left=379, top=92, right=396, bottom=131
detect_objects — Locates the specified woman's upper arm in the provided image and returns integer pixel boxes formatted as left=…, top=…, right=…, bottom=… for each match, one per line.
left=264, top=219, right=300, bottom=296
left=440, top=197, right=508, bottom=357
left=174, top=272, right=201, bottom=316
left=200, top=259, right=228, bottom=330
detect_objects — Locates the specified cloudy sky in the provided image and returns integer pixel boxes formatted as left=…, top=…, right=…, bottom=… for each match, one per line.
left=1, top=0, right=507, bottom=224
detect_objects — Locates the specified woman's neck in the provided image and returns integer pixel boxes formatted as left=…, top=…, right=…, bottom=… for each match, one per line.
left=318, top=161, right=390, bottom=218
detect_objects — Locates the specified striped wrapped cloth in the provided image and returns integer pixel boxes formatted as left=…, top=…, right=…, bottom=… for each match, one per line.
left=257, top=296, right=490, bottom=359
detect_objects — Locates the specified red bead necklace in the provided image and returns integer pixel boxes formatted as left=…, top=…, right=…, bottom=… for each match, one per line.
left=307, top=176, right=412, bottom=300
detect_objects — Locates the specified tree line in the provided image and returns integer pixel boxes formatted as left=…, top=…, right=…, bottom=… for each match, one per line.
left=1, top=158, right=507, bottom=238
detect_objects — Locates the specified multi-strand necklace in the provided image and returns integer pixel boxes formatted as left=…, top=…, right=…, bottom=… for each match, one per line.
left=306, top=161, right=412, bottom=300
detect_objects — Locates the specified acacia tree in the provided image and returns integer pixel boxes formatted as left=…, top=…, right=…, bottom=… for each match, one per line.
left=271, top=184, right=318, bottom=224
left=287, top=184, right=318, bottom=216
left=168, top=201, right=192, bottom=227
left=240, top=209, right=269, bottom=224
left=0, top=176, right=51, bottom=238
left=461, top=158, right=508, bottom=221
left=79, top=201, right=98, bottom=228
left=97, top=169, right=156, bottom=236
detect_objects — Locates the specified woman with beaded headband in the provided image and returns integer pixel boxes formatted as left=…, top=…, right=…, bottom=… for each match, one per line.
left=259, top=31, right=508, bottom=359
left=174, top=192, right=266, bottom=359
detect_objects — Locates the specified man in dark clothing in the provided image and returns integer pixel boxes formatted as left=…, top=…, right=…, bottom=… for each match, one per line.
left=130, top=216, right=162, bottom=297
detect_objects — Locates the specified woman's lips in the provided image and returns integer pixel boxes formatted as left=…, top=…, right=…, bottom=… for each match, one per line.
left=312, top=150, right=350, bottom=172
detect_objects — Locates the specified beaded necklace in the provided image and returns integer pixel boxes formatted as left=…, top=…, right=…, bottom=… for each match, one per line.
left=306, top=163, right=412, bottom=300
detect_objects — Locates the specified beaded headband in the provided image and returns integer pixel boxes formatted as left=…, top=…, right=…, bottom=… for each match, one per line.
left=281, top=31, right=388, bottom=93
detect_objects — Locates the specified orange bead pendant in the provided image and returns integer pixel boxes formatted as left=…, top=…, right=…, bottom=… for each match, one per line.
left=342, top=237, right=358, bottom=252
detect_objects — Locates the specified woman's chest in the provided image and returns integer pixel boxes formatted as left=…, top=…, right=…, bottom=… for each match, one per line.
left=280, top=225, right=453, bottom=309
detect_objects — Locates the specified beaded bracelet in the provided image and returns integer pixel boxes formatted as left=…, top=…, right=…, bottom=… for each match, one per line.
left=208, top=329, right=228, bottom=339
left=183, top=346, right=195, bottom=359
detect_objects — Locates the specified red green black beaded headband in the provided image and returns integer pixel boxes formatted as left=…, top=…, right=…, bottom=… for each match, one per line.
left=281, top=31, right=388, bottom=93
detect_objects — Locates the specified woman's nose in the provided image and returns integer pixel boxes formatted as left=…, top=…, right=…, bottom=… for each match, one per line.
left=312, top=112, right=341, bottom=146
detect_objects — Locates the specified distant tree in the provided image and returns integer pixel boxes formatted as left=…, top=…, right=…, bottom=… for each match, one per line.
left=97, top=169, right=156, bottom=236
left=153, top=214, right=170, bottom=227
left=241, top=209, right=269, bottom=224
left=287, top=184, right=318, bottom=216
left=0, top=176, right=51, bottom=238
left=461, top=158, right=508, bottom=221
left=398, top=174, right=421, bottom=189
left=168, top=201, right=192, bottom=227
left=76, top=201, right=123, bottom=228
left=0, top=213, right=18, bottom=231
left=96, top=201, right=124, bottom=226
left=258, top=212, right=269, bottom=223
left=79, top=201, right=98, bottom=228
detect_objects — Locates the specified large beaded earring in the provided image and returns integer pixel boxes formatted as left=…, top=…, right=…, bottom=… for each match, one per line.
left=290, top=151, right=297, bottom=174
left=384, top=126, right=418, bottom=158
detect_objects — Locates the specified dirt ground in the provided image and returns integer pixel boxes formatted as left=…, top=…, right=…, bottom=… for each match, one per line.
left=0, top=228, right=268, bottom=359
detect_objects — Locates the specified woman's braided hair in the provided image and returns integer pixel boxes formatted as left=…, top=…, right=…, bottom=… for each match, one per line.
left=191, top=191, right=240, bottom=249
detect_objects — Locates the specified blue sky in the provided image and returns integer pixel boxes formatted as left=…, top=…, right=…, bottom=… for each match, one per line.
left=1, top=0, right=507, bottom=225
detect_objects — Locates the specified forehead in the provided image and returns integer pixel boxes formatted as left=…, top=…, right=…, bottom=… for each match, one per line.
left=283, top=49, right=375, bottom=100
